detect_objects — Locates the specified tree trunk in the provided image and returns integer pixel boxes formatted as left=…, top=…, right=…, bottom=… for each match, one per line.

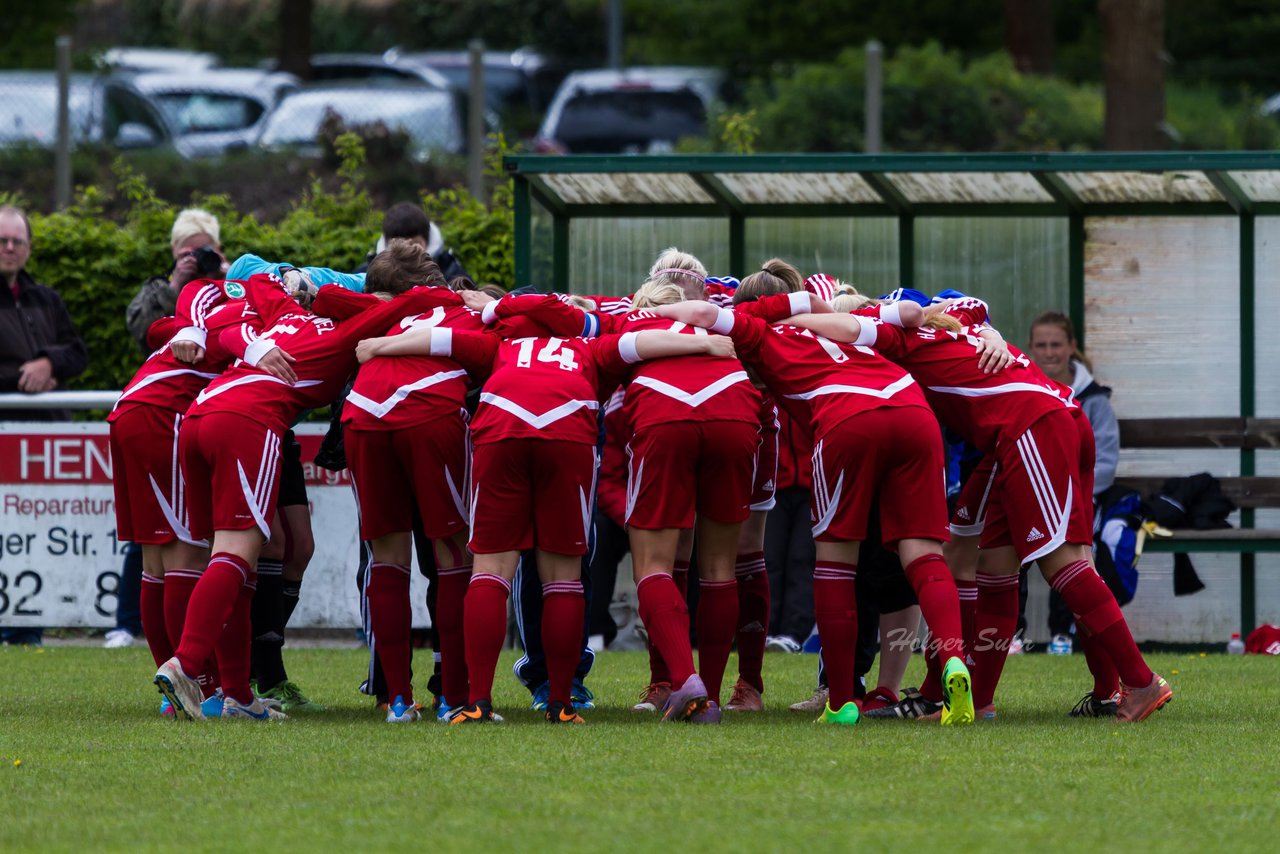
left=1005, top=0, right=1055, bottom=74
left=278, top=0, right=312, bottom=81
left=1100, top=0, right=1165, bottom=150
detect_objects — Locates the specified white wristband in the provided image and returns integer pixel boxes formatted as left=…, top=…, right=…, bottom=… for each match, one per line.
left=880, top=301, right=903, bottom=327
left=480, top=301, right=500, bottom=325
left=429, top=327, right=454, bottom=357
left=170, top=325, right=207, bottom=350
left=619, top=331, right=642, bottom=364
left=243, top=337, right=278, bottom=367
left=709, top=307, right=736, bottom=335
left=788, top=291, right=813, bottom=315
left=852, top=316, right=879, bottom=347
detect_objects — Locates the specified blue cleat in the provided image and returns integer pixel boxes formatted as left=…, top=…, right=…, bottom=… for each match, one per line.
left=571, top=679, right=595, bottom=710
left=529, top=682, right=550, bottom=712
left=200, top=691, right=225, bottom=719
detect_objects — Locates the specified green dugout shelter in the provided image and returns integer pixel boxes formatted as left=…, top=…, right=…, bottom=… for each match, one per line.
left=505, top=151, right=1280, bottom=643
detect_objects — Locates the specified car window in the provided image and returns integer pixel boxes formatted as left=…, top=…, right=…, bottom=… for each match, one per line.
left=553, top=89, right=706, bottom=153
left=153, top=93, right=264, bottom=133
left=104, top=86, right=167, bottom=140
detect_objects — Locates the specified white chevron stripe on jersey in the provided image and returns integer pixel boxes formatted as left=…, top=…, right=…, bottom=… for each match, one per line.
left=926, top=380, right=1072, bottom=404
left=114, top=368, right=221, bottom=410
left=195, top=373, right=322, bottom=405
left=630, top=371, right=751, bottom=407
left=784, top=372, right=917, bottom=401
left=236, top=459, right=274, bottom=539
left=345, top=369, right=468, bottom=419
left=478, top=392, right=599, bottom=429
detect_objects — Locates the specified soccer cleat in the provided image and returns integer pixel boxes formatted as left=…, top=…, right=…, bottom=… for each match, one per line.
left=765, top=634, right=802, bottom=654
left=690, top=700, right=722, bottom=724
left=259, top=680, right=326, bottom=713
left=530, top=682, right=550, bottom=712
left=724, top=678, right=764, bottom=712
left=159, top=697, right=174, bottom=717
left=103, top=629, right=135, bottom=649
left=201, top=691, right=226, bottom=719
left=860, top=687, right=899, bottom=713
left=816, top=701, right=861, bottom=726
left=1049, top=633, right=1074, bottom=655
left=1116, top=674, right=1173, bottom=723
left=448, top=700, right=495, bottom=725
left=545, top=701, right=586, bottom=724
left=862, top=686, right=942, bottom=720
left=436, top=702, right=455, bottom=723
left=977, top=704, right=997, bottom=722
left=386, top=695, right=421, bottom=723
left=222, top=696, right=288, bottom=721
left=154, top=657, right=205, bottom=721
left=660, top=673, right=709, bottom=722
left=1008, top=633, right=1025, bottom=655
left=1069, top=691, right=1121, bottom=718
left=941, top=656, right=975, bottom=726
left=571, top=679, right=595, bottom=710
left=789, top=686, right=829, bottom=714
left=631, top=681, right=672, bottom=713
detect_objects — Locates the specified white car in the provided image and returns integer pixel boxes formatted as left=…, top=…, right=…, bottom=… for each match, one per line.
left=535, top=67, right=724, bottom=154
left=132, top=69, right=299, bottom=157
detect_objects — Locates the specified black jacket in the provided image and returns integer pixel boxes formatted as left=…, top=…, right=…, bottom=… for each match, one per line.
left=0, top=270, right=89, bottom=420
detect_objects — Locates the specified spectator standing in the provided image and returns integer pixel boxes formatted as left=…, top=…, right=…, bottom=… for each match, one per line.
left=126, top=208, right=228, bottom=349
left=0, top=205, right=89, bottom=645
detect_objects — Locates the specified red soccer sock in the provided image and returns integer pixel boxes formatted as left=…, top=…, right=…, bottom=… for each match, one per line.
left=463, top=573, right=511, bottom=705
left=813, top=561, right=858, bottom=710
left=1051, top=560, right=1153, bottom=688
left=1080, top=628, right=1120, bottom=699
left=903, top=553, right=964, bottom=664
left=162, top=568, right=201, bottom=659
left=542, top=580, right=585, bottom=708
left=214, top=575, right=257, bottom=705
left=672, top=559, right=691, bottom=599
left=696, top=579, right=738, bottom=704
left=636, top=572, right=695, bottom=686
left=436, top=564, right=471, bottom=708
left=972, top=572, right=1020, bottom=708
left=140, top=572, right=172, bottom=667
left=956, top=578, right=978, bottom=662
left=920, top=634, right=943, bottom=702
left=366, top=562, right=413, bottom=704
left=734, top=551, right=769, bottom=693
left=174, top=553, right=251, bottom=679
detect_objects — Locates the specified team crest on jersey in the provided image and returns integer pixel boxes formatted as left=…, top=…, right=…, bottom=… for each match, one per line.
left=224, top=282, right=246, bottom=299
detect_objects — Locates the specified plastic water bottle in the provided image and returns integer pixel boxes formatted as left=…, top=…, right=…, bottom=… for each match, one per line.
left=1227, top=632, right=1245, bottom=655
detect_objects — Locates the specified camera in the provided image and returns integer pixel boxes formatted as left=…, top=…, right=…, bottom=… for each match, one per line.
left=193, top=245, right=223, bottom=278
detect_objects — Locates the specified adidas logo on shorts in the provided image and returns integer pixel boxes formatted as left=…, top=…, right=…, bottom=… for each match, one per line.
left=956, top=506, right=971, bottom=520
left=762, top=480, right=775, bottom=492
left=1026, top=526, right=1046, bottom=542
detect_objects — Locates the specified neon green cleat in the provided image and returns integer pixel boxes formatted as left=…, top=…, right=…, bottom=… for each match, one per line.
left=941, top=657, right=975, bottom=726
left=259, top=680, right=326, bottom=713
left=816, top=701, right=861, bottom=726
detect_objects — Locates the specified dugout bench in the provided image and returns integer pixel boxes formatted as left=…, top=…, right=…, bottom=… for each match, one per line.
left=1115, top=417, right=1280, bottom=634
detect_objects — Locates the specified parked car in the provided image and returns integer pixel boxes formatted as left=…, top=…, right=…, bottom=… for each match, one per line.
left=256, top=83, right=463, bottom=160
left=283, top=53, right=454, bottom=91
left=101, top=47, right=220, bottom=74
left=396, top=47, right=559, bottom=137
left=535, top=67, right=725, bottom=154
left=131, top=69, right=299, bottom=157
left=0, top=71, right=183, bottom=154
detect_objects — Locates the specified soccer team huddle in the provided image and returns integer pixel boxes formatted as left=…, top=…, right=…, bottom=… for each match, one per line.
left=111, top=240, right=1174, bottom=726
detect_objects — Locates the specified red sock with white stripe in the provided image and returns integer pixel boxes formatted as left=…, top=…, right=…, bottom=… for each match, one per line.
left=972, top=572, right=1020, bottom=708
left=647, top=559, right=691, bottom=686
left=215, top=574, right=257, bottom=705
left=366, top=562, right=413, bottom=704
left=1050, top=559, right=1153, bottom=688
left=436, top=564, right=471, bottom=708
left=636, top=572, right=695, bottom=686
left=697, top=578, right=738, bottom=704
left=1080, top=628, right=1120, bottom=700
left=813, top=561, right=858, bottom=710
left=956, top=578, right=978, bottom=661
left=542, top=580, right=585, bottom=708
left=734, top=551, right=769, bottom=693
left=175, top=553, right=251, bottom=680
left=140, top=572, right=172, bottom=667
left=903, top=553, right=964, bottom=663
left=464, top=573, right=511, bottom=705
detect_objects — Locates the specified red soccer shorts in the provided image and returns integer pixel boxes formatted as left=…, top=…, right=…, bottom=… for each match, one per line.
left=810, top=405, right=949, bottom=545
left=980, top=409, right=1094, bottom=563
left=179, top=411, right=282, bottom=541
left=110, top=405, right=200, bottom=545
left=624, top=420, right=759, bottom=530
left=469, top=438, right=597, bottom=556
left=750, top=416, right=779, bottom=512
left=345, top=416, right=469, bottom=541
left=949, top=455, right=997, bottom=538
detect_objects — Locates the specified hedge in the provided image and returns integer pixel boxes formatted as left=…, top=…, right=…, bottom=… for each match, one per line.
left=15, top=133, right=514, bottom=394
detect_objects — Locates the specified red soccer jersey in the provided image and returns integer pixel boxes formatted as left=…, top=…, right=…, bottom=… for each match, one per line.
left=425, top=327, right=635, bottom=446
left=188, top=275, right=456, bottom=434
left=616, top=309, right=761, bottom=432
left=109, top=280, right=261, bottom=420
left=595, top=388, right=631, bottom=527
left=724, top=294, right=929, bottom=438
left=342, top=293, right=487, bottom=430
left=867, top=322, right=1076, bottom=453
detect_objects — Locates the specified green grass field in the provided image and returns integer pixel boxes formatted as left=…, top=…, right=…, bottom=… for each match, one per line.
left=1, top=645, right=1276, bottom=852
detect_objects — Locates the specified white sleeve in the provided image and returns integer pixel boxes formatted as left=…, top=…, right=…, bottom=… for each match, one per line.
left=619, top=331, right=642, bottom=364
left=169, top=325, right=207, bottom=349
left=852, top=317, right=879, bottom=347
left=429, top=327, right=454, bottom=357
left=787, top=291, right=813, bottom=315
left=480, top=300, right=500, bottom=325
left=242, top=337, right=279, bottom=367
left=879, top=302, right=903, bottom=327
left=709, top=307, right=736, bottom=335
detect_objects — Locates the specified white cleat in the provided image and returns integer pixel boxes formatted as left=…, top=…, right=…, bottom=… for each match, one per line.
left=222, top=696, right=288, bottom=721
left=154, top=657, right=206, bottom=721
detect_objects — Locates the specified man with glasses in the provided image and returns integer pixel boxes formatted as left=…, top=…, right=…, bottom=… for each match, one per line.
left=0, top=205, right=88, bottom=645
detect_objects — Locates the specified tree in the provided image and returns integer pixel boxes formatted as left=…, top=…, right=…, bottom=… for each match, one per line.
left=1005, top=0, right=1055, bottom=74
left=1100, top=0, right=1165, bottom=150
left=278, top=0, right=312, bottom=80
